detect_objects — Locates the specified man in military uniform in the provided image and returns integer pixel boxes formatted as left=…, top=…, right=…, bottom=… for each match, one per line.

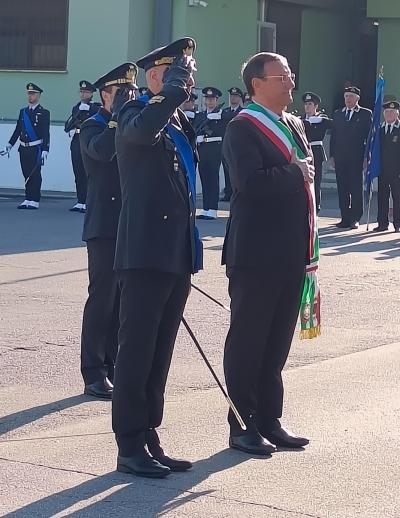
left=221, top=87, right=244, bottom=201
left=182, top=92, right=198, bottom=122
left=1, top=84, right=50, bottom=209
left=330, top=86, right=372, bottom=229
left=79, top=63, right=137, bottom=399
left=374, top=101, right=400, bottom=233
left=113, top=38, right=202, bottom=478
left=302, top=92, right=332, bottom=213
left=195, top=86, right=224, bottom=219
left=243, top=92, right=252, bottom=107
left=64, top=81, right=100, bottom=213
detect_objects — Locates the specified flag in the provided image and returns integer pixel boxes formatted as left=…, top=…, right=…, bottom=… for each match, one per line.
left=364, top=71, right=385, bottom=192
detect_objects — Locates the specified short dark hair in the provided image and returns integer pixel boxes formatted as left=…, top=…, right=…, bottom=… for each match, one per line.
left=242, top=52, right=287, bottom=97
left=99, top=85, right=113, bottom=105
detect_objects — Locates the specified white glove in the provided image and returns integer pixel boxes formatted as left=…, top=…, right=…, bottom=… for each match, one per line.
left=79, top=103, right=90, bottom=111
left=308, top=116, right=323, bottom=124
left=207, top=112, right=222, bottom=120
left=41, top=151, right=48, bottom=165
left=0, top=144, right=11, bottom=156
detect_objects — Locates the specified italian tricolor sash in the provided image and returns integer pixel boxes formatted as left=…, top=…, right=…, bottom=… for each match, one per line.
left=238, top=103, right=321, bottom=339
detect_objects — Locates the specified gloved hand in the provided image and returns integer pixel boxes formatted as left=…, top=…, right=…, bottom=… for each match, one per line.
left=0, top=143, right=12, bottom=156
left=207, top=112, right=222, bottom=120
left=163, top=55, right=195, bottom=89
left=111, top=86, right=133, bottom=119
left=41, top=150, right=48, bottom=165
left=79, top=103, right=90, bottom=111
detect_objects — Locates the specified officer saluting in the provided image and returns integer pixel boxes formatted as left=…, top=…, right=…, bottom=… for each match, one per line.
left=195, top=86, right=224, bottom=219
left=182, top=92, right=198, bottom=121
left=301, top=92, right=332, bottom=213
left=374, top=100, right=400, bottom=233
left=1, top=83, right=50, bottom=210
left=113, top=38, right=202, bottom=478
left=79, top=63, right=137, bottom=399
left=64, top=80, right=100, bottom=213
left=330, top=86, right=372, bottom=229
left=221, top=87, right=243, bottom=201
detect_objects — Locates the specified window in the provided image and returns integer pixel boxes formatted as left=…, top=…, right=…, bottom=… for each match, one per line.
left=0, top=0, right=69, bottom=71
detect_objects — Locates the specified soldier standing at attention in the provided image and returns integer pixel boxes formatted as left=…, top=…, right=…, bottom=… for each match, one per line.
left=65, top=80, right=100, bottom=213
left=1, top=83, right=50, bottom=210
left=182, top=92, right=198, bottom=122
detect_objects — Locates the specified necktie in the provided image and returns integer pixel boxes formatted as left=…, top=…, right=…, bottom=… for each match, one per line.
left=345, top=109, right=351, bottom=121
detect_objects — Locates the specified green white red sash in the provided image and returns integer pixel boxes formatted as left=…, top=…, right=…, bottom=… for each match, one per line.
left=238, top=103, right=321, bottom=339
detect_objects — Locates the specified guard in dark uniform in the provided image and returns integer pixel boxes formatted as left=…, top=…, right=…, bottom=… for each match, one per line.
left=195, top=86, right=224, bottom=219
left=330, top=86, right=372, bottom=229
left=2, top=83, right=50, bottom=209
left=80, top=63, right=137, bottom=399
left=64, top=81, right=100, bottom=213
left=182, top=92, right=198, bottom=122
left=302, top=92, right=332, bottom=213
left=374, top=101, right=400, bottom=233
left=221, top=87, right=243, bottom=201
left=113, top=38, right=202, bottom=478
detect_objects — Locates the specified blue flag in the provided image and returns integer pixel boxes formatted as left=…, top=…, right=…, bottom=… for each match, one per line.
left=364, top=74, right=385, bottom=191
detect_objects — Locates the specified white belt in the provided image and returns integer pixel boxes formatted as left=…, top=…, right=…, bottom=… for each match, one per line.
left=20, top=139, right=43, bottom=147
left=196, top=136, right=222, bottom=144
left=310, top=140, right=324, bottom=146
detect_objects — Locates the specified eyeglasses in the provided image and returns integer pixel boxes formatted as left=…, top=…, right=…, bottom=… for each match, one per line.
left=259, top=73, right=296, bottom=83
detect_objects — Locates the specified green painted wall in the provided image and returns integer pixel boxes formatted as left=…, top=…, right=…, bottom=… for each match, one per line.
left=367, top=0, right=400, bottom=18
left=376, top=19, right=400, bottom=99
left=172, top=0, right=258, bottom=106
left=0, top=0, right=131, bottom=122
left=128, top=0, right=155, bottom=87
left=294, top=7, right=351, bottom=115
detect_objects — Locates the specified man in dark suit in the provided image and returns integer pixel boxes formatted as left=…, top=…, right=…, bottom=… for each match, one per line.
left=374, top=100, right=400, bottom=233
left=1, top=83, right=50, bottom=209
left=64, top=80, right=100, bottom=213
left=79, top=63, right=137, bottom=399
left=113, top=38, right=202, bottom=478
left=302, top=92, right=332, bottom=213
left=221, top=87, right=244, bottom=201
left=330, top=86, right=372, bottom=229
left=222, top=52, right=313, bottom=455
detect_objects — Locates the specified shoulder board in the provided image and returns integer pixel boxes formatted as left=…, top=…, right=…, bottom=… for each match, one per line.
left=148, top=95, right=165, bottom=105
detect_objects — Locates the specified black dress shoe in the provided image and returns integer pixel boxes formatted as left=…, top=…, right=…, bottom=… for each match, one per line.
left=335, top=221, right=350, bottom=229
left=117, top=449, right=171, bottom=478
left=146, top=429, right=192, bottom=472
left=84, top=378, right=113, bottom=399
left=229, top=432, right=276, bottom=455
left=263, top=427, right=309, bottom=448
left=350, top=221, right=359, bottom=229
left=373, top=225, right=388, bottom=232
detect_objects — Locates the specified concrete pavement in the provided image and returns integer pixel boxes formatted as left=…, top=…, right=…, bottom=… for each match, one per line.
left=0, top=194, right=399, bottom=517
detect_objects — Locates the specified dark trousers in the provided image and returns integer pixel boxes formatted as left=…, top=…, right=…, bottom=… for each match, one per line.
left=19, top=146, right=42, bottom=202
left=377, top=173, right=400, bottom=228
left=224, top=264, right=305, bottom=436
left=81, top=238, right=119, bottom=385
left=71, top=136, right=87, bottom=204
left=198, top=142, right=221, bottom=210
left=335, top=159, right=364, bottom=223
left=314, top=158, right=323, bottom=211
left=222, top=157, right=232, bottom=200
left=112, top=269, right=191, bottom=456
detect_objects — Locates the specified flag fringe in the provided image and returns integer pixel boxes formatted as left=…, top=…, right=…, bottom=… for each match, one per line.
left=300, top=325, right=321, bottom=340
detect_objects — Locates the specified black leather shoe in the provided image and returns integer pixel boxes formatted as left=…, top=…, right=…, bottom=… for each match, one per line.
left=117, top=449, right=171, bottom=478
left=349, top=221, right=359, bottom=229
left=335, top=221, right=350, bottom=229
left=84, top=378, right=113, bottom=399
left=263, top=427, right=309, bottom=448
left=146, top=429, right=192, bottom=472
left=373, top=225, right=388, bottom=232
left=229, top=432, right=276, bottom=455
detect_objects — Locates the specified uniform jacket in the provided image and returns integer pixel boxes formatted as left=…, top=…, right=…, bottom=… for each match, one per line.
left=114, top=85, right=198, bottom=274
left=330, top=105, right=372, bottom=163
left=64, top=101, right=101, bottom=139
left=380, top=121, right=400, bottom=177
left=9, top=105, right=50, bottom=151
left=194, top=107, right=226, bottom=139
left=302, top=113, right=331, bottom=163
left=222, top=111, right=310, bottom=270
left=222, top=105, right=242, bottom=128
left=80, top=108, right=121, bottom=241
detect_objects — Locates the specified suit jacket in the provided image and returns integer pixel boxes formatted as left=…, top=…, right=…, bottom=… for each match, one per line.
left=330, top=106, right=372, bottom=163
left=80, top=108, right=121, bottom=241
left=114, top=85, right=198, bottom=274
left=222, top=111, right=310, bottom=270
left=9, top=105, right=50, bottom=151
left=380, top=122, right=400, bottom=177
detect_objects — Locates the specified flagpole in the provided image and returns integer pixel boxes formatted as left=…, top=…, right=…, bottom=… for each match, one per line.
left=366, top=181, right=373, bottom=231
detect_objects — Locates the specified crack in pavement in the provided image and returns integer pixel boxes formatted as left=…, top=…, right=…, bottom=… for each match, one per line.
left=0, top=456, right=322, bottom=517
